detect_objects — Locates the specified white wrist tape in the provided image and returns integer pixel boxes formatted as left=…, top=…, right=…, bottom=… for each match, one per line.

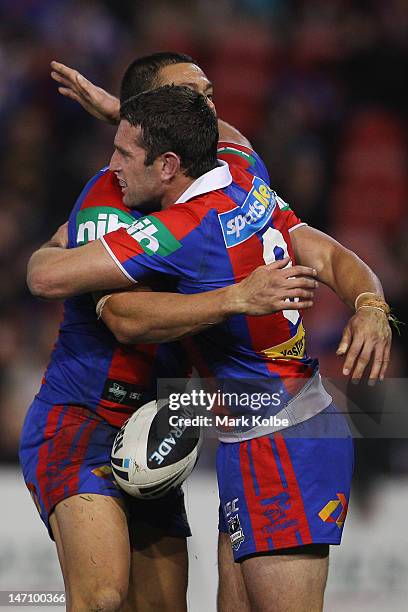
left=96, top=294, right=113, bottom=319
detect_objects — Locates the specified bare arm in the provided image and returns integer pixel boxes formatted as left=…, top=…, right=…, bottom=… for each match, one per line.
left=291, top=225, right=391, bottom=382
left=217, top=119, right=252, bottom=148
left=290, top=226, right=383, bottom=305
left=98, top=257, right=317, bottom=343
left=27, top=228, right=134, bottom=299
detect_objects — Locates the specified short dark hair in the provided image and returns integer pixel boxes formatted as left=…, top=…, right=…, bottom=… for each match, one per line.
left=120, top=85, right=218, bottom=179
left=120, top=52, right=197, bottom=104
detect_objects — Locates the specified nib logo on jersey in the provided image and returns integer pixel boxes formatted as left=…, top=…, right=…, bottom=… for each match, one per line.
left=127, top=216, right=182, bottom=256
left=76, top=206, right=134, bottom=244
left=219, top=177, right=277, bottom=247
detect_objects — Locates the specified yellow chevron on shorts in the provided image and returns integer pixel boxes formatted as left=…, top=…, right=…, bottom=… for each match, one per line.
left=92, top=465, right=113, bottom=479
left=318, top=493, right=348, bottom=528
left=318, top=500, right=340, bottom=523
left=262, top=322, right=305, bottom=360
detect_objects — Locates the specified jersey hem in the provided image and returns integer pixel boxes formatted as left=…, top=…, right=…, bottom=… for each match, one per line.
left=288, top=222, right=308, bottom=233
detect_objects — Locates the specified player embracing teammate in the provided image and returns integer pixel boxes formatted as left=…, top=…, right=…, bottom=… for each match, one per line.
left=23, top=53, right=391, bottom=612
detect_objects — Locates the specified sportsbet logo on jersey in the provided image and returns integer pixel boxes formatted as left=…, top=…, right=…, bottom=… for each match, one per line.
left=219, top=177, right=277, bottom=247
left=127, top=216, right=182, bottom=256
left=76, top=207, right=135, bottom=245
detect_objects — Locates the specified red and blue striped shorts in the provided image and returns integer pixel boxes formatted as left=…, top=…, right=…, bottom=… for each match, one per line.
left=217, top=404, right=354, bottom=561
left=19, top=398, right=190, bottom=540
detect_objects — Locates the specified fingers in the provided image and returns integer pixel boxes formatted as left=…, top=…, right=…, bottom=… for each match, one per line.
left=379, top=341, right=391, bottom=381
left=336, top=325, right=351, bottom=356
left=349, top=341, right=374, bottom=382
left=286, top=265, right=317, bottom=279
left=280, top=300, right=313, bottom=310
left=264, top=259, right=318, bottom=279
left=50, top=61, right=91, bottom=98
left=367, top=343, right=386, bottom=384
left=57, top=88, right=81, bottom=103
left=286, top=276, right=318, bottom=290
left=51, top=71, right=73, bottom=89
left=341, top=333, right=363, bottom=376
left=283, top=288, right=315, bottom=300
left=265, top=257, right=290, bottom=269
left=75, top=73, right=94, bottom=98
left=50, top=61, right=78, bottom=82
left=345, top=337, right=390, bottom=384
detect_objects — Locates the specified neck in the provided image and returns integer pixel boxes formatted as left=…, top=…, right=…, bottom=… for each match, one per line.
left=161, top=174, right=195, bottom=209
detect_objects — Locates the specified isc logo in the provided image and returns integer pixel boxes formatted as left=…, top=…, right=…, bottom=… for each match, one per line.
left=224, top=498, right=239, bottom=517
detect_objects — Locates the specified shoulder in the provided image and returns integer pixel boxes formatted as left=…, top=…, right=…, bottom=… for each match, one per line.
left=146, top=201, right=211, bottom=243
left=76, top=168, right=125, bottom=211
left=69, top=169, right=135, bottom=247
left=217, top=141, right=270, bottom=185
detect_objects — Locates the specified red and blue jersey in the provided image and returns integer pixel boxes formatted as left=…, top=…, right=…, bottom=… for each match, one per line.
left=101, top=155, right=331, bottom=437
left=36, top=143, right=268, bottom=429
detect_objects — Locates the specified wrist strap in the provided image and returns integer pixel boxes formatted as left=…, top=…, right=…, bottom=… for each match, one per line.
left=356, top=305, right=389, bottom=316
left=96, top=294, right=113, bottom=319
left=355, top=291, right=381, bottom=310
left=354, top=292, right=390, bottom=316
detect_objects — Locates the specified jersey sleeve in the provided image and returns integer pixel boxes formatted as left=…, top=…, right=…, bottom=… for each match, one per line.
left=100, top=205, right=206, bottom=284
left=275, top=193, right=306, bottom=232
left=217, top=141, right=270, bottom=185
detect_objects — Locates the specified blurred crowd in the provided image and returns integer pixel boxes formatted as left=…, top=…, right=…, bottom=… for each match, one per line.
left=0, top=0, right=407, bottom=499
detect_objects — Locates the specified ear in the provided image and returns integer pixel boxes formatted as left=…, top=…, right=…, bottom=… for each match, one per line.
left=159, top=152, right=181, bottom=182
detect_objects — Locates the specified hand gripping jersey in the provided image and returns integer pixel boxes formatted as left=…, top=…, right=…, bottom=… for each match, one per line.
left=101, top=157, right=332, bottom=440
left=35, top=143, right=268, bottom=428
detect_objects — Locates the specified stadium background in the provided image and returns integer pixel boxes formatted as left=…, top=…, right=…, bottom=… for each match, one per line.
left=0, top=0, right=407, bottom=610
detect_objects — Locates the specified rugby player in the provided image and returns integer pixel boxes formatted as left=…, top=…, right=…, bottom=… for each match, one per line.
left=28, top=85, right=391, bottom=612
left=21, top=53, right=320, bottom=612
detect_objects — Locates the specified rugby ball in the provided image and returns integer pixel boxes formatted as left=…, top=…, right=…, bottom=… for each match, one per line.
left=111, top=400, right=203, bottom=498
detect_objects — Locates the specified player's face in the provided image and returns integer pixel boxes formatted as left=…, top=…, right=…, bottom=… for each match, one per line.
left=109, top=121, right=163, bottom=209
left=157, top=63, right=216, bottom=113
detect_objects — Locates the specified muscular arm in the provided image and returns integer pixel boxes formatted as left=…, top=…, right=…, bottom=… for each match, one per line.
left=27, top=236, right=134, bottom=299
left=217, top=120, right=252, bottom=148
left=290, top=226, right=383, bottom=305
left=291, top=225, right=391, bottom=382
left=100, top=286, right=237, bottom=344
left=99, top=260, right=316, bottom=344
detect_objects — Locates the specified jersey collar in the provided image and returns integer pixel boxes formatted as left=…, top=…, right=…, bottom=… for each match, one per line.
left=175, top=160, right=232, bottom=204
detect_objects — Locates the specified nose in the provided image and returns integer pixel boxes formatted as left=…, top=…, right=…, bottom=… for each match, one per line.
left=109, top=149, right=120, bottom=173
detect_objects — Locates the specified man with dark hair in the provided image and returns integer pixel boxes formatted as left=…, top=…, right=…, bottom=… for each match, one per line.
left=120, top=52, right=197, bottom=102
left=21, top=55, right=319, bottom=611
left=28, top=82, right=391, bottom=612
left=119, top=85, right=219, bottom=184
